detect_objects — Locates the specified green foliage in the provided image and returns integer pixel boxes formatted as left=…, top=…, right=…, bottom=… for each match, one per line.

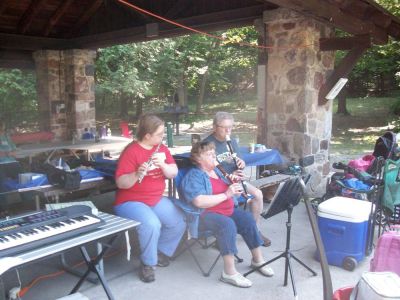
left=390, top=98, right=400, bottom=115
left=336, top=1, right=400, bottom=97
left=95, top=26, right=259, bottom=115
left=0, top=68, right=38, bottom=128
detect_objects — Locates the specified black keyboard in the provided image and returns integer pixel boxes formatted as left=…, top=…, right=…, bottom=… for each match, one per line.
left=0, top=205, right=104, bottom=257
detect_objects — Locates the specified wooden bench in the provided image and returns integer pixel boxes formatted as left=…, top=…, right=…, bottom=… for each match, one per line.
left=250, top=174, right=292, bottom=202
left=250, top=174, right=292, bottom=190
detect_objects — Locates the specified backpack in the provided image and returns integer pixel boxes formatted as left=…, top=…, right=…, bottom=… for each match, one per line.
left=372, top=131, right=398, bottom=160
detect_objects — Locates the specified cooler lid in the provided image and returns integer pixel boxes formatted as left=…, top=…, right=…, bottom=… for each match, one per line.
left=318, top=196, right=373, bottom=222
left=361, top=272, right=400, bottom=297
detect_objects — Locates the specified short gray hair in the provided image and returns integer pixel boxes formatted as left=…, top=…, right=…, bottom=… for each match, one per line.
left=213, top=111, right=234, bottom=126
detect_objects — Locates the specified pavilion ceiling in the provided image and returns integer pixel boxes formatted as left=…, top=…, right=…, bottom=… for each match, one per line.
left=0, top=0, right=399, bottom=69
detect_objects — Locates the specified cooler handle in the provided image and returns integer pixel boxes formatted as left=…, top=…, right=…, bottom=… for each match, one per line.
left=327, top=224, right=345, bottom=236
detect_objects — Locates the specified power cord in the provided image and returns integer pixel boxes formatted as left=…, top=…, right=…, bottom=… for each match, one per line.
left=8, top=268, right=21, bottom=300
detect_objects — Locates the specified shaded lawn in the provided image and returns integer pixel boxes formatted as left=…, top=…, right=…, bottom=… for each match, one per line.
left=331, top=97, right=398, bottom=155
left=183, top=96, right=399, bottom=154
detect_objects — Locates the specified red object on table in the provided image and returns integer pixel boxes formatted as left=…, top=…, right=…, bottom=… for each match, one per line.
left=11, top=131, right=54, bottom=145
left=120, top=121, right=132, bottom=138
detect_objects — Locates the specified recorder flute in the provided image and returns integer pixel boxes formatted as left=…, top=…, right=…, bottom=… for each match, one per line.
left=138, top=142, right=162, bottom=183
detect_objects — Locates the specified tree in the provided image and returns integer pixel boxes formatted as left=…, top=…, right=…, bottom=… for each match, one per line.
left=0, top=69, right=37, bottom=128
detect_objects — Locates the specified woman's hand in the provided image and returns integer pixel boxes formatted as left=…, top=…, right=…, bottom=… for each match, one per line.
left=225, top=183, right=243, bottom=199
left=137, top=162, right=149, bottom=178
left=151, top=153, right=166, bottom=168
left=227, top=173, right=241, bottom=183
left=232, top=169, right=247, bottom=180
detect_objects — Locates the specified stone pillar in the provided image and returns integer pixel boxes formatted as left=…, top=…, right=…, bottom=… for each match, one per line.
left=33, top=49, right=96, bottom=140
left=262, top=8, right=335, bottom=195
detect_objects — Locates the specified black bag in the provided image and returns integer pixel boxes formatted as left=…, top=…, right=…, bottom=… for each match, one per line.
left=43, top=163, right=81, bottom=190
left=372, top=131, right=398, bottom=160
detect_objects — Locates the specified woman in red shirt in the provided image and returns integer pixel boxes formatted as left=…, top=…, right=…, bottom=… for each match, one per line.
left=114, top=113, right=185, bottom=283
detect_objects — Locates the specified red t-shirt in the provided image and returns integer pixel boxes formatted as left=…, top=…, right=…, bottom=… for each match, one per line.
left=205, top=177, right=234, bottom=216
left=114, top=142, right=176, bottom=206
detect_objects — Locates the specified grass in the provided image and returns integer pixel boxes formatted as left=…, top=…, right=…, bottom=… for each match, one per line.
left=330, top=97, right=398, bottom=155
left=180, top=95, right=399, bottom=155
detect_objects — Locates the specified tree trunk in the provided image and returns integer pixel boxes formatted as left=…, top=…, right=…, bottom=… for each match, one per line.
left=135, top=97, right=143, bottom=119
left=176, top=76, right=186, bottom=107
left=337, top=87, right=350, bottom=115
left=120, top=95, right=129, bottom=118
left=196, top=70, right=208, bottom=113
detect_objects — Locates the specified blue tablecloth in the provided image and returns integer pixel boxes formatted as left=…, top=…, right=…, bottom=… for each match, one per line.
left=174, top=147, right=284, bottom=167
left=3, top=169, right=104, bottom=191
left=239, top=147, right=284, bottom=167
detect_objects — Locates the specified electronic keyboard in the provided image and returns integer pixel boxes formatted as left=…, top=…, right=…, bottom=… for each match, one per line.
left=0, top=205, right=104, bottom=257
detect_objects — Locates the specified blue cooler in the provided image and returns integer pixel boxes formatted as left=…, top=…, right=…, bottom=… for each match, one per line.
left=317, top=196, right=373, bottom=271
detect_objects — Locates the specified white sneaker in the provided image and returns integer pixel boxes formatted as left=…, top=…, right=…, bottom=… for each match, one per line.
left=220, top=271, right=252, bottom=288
left=251, top=260, right=274, bottom=277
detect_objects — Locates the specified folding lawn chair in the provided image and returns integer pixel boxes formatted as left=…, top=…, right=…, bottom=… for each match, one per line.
left=380, top=159, right=400, bottom=229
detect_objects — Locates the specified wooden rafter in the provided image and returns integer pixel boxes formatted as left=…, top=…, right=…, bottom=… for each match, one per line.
left=319, top=35, right=370, bottom=51
left=264, top=0, right=388, bottom=44
left=165, top=0, right=193, bottom=19
left=43, top=0, right=74, bottom=37
left=68, top=0, right=103, bottom=37
left=0, top=50, right=34, bottom=69
left=73, top=4, right=266, bottom=48
left=0, top=32, right=71, bottom=51
left=318, top=35, right=371, bottom=105
left=0, top=1, right=8, bottom=16
left=18, top=0, right=47, bottom=34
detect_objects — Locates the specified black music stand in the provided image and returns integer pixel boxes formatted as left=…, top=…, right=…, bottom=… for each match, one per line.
left=244, top=177, right=317, bottom=298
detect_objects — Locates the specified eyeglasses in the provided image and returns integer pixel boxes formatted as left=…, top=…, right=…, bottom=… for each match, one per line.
left=216, top=125, right=233, bottom=130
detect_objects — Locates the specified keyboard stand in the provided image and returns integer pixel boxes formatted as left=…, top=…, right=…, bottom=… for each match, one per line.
left=71, top=234, right=119, bottom=299
left=60, top=247, right=101, bottom=284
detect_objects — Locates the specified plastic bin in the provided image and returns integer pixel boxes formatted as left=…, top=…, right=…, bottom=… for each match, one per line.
left=352, top=272, right=400, bottom=299
left=317, top=196, right=373, bottom=271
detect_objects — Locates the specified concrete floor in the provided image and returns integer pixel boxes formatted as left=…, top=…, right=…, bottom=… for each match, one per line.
left=1, top=191, right=371, bottom=300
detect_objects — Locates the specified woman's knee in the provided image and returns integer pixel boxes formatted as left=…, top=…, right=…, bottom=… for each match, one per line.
left=140, top=217, right=162, bottom=234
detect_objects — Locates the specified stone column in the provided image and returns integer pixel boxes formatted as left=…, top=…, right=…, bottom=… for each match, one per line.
left=33, top=49, right=96, bottom=140
left=262, top=8, right=335, bottom=195
left=63, top=49, right=96, bottom=139
left=33, top=50, right=65, bottom=138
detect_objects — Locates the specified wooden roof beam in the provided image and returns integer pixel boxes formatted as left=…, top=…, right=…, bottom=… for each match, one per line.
left=43, top=0, right=74, bottom=37
left=263, top=0, right=388, bottom=44
left=0, top=1, right=8, bottom=16
left=165, top=0, right=193, bottom=19
left=18, top=0, right=47, bottom=34
left=319, top=34, right=371, bottom=51
left=318, top=36, right=370, bottom=105
left=0, top=50, right=34, bottom=69
left=68, top=0, right=103, bottom=37
left=0, top=33, right=72, bottom=51
left=73, top=4, right=266, bottom=49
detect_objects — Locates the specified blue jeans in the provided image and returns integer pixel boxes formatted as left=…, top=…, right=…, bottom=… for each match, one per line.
left=114, top=197, right=186, bottom=266
left=200, top=208, right=263, bottom=256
